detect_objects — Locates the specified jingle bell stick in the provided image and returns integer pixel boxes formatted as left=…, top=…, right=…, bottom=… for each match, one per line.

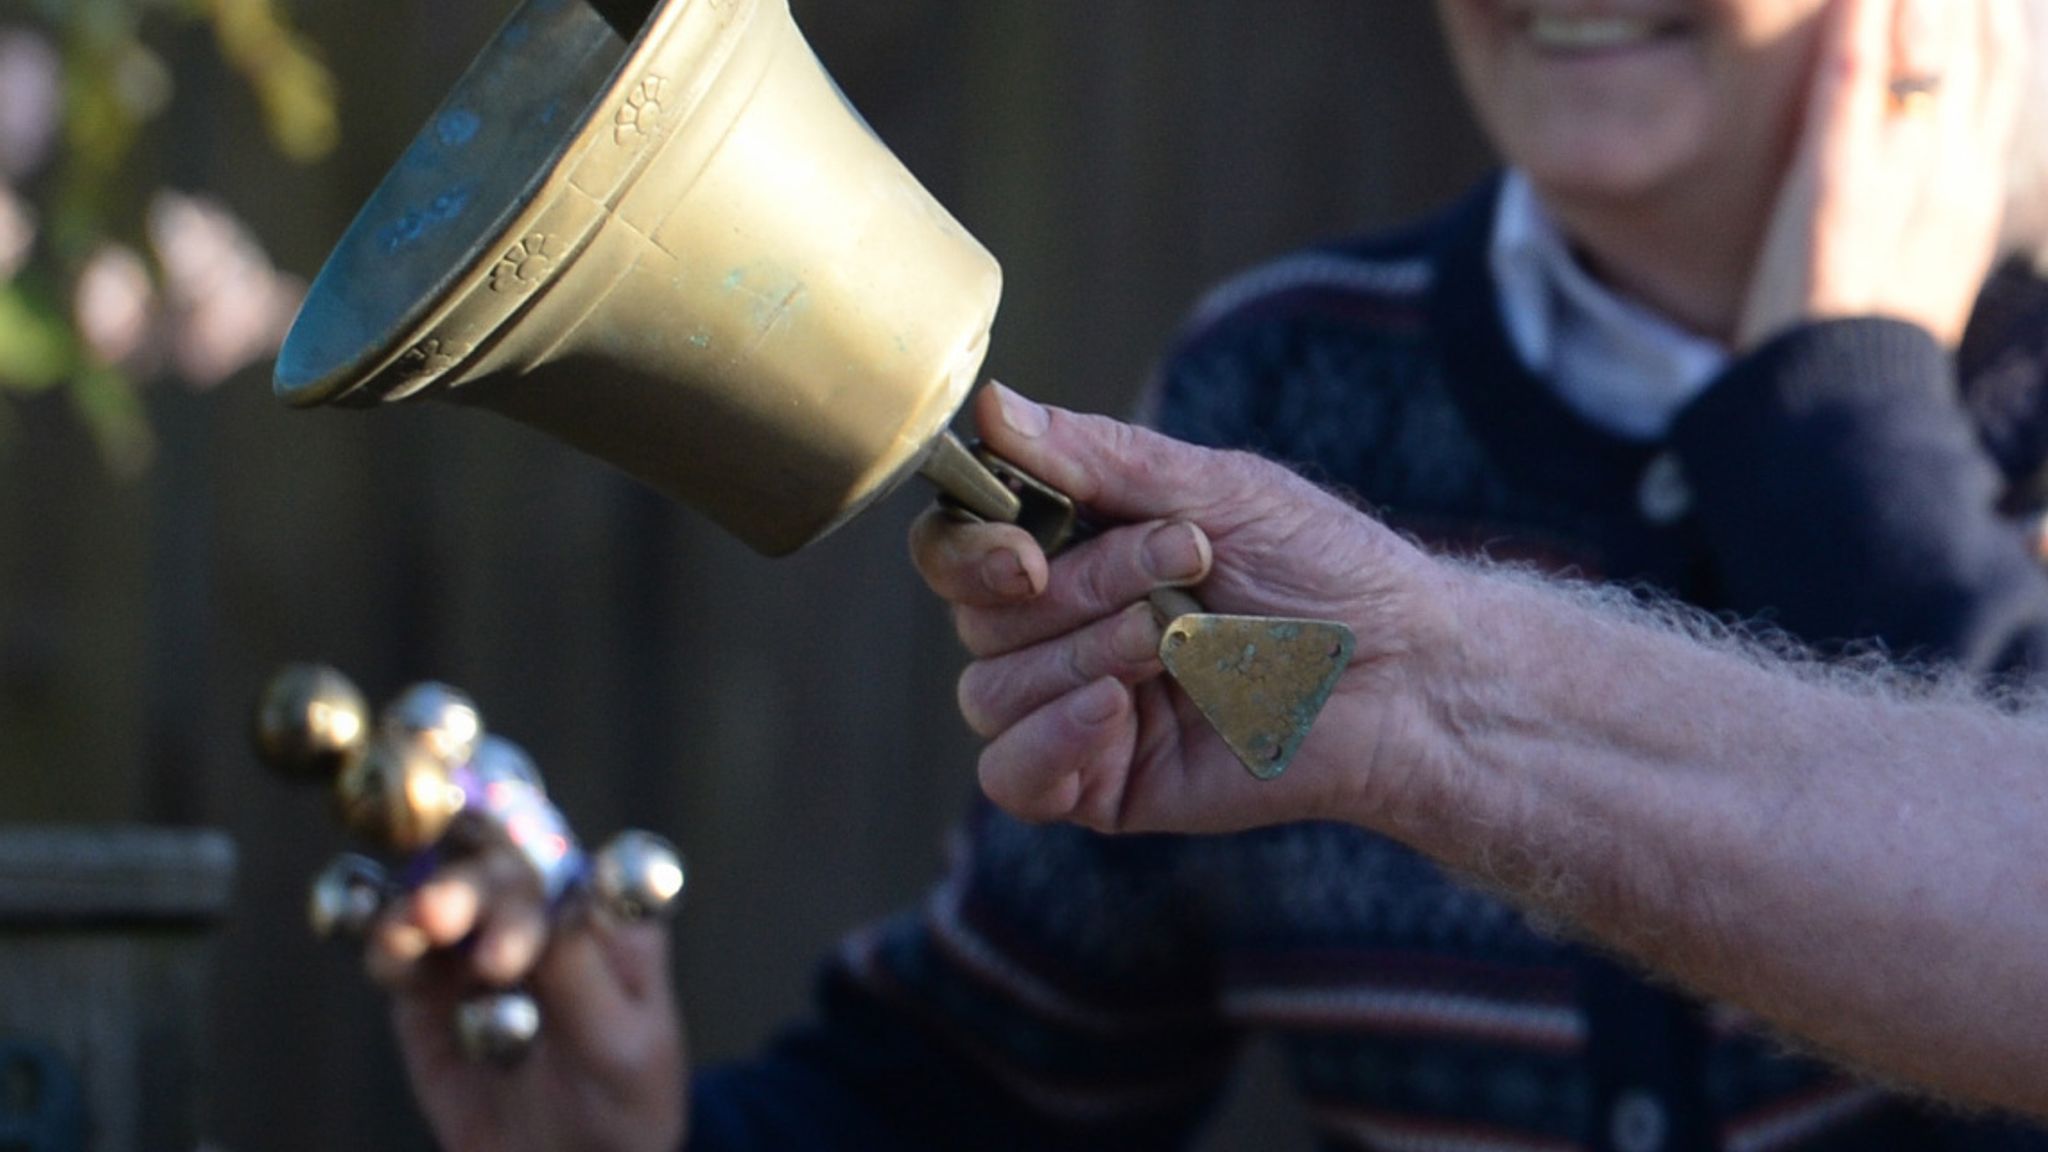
left=253, top=665, right=685, bottom=1064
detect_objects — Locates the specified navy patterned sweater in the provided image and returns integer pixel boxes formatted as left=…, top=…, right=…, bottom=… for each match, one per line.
left=689, top=177, right=2048, bottom=1151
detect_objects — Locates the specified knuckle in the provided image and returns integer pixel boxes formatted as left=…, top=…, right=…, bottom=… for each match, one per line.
left=1109, top=603, right=1165, bottom=671
left=1075, top=767, right=1124, bottom=835
left=952, top=605, right=998, bottom=656
left=1102, top=418, right=1143, bottom=463
left=905, top=512, right=949, bottom=578
left=912, top=516, right=1023, bottom=601
left=1219, top=446, right=1282, bottom=497
left=974, top=749, right=1037, bottom=823
left=1059, top=630, right=1095, bottom=691
left=1069, top=541, right=1134, bottom=615
left=956, top=665, right=1003, bottom=739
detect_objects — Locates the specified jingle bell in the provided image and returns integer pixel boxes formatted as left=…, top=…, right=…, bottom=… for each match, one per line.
left=382, top=682, right=485, bottom=767
left=593, top=830, right=686, bottom=922
left=465, top=734, right=546, bottom=795
left=454, top=991, right=542, bottom=1065
left=307, top=854, right=389, bottom=941
left=335, top=737, right=466, bottom=853
left=253, top=664, right=370, bottom=782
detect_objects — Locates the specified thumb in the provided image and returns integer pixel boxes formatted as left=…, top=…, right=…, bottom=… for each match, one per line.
left=972, top=383, right=1254, bottom=525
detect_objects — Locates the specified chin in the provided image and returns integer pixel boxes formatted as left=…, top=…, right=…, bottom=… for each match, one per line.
left=1523, top=154, right=1679, bottom=203
left=1522, top=148, right=1686, bottom=206
left=1508, top=121, right=1700, bottom=207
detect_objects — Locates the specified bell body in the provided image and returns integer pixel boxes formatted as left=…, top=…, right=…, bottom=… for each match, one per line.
left=275, top=0, right=1003, bottom=555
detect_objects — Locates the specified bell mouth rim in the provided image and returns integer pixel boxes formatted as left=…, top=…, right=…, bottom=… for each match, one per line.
left=274, top=0, right=762, bottom=409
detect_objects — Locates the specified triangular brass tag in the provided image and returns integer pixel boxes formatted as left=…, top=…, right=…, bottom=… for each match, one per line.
left=1158, top=615, right=1356, bottom=781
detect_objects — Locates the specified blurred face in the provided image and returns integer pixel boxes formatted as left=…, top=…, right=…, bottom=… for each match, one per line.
left=1434, top=0, right=1829, bottom=210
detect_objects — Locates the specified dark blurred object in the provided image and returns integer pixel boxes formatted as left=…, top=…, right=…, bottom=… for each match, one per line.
left=588, top=0, right=659, bottom=38
left=0, top=1040, right=85, bottom=1152
left=0, top=826, right=234, bottom=1150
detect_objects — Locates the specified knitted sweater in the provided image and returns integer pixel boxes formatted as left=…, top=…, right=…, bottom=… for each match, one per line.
left=690, top=177, right=2048, bottom=1151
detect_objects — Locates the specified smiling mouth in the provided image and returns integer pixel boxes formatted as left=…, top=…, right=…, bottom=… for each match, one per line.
left=1518, top=12, right=1694, bottom=52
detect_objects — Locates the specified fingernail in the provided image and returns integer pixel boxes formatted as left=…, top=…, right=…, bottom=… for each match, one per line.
left=981, top=548, right=1036, bottom=599
left=1069, top=677, right=1125, bottom=726
left=992, top=382, right=1049, bottom=438
left=1141, top=522, right=1209, bottom=585
left=1112, top=604, right=1165, bottom=664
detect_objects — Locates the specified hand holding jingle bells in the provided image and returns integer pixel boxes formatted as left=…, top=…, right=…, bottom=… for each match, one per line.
left=253, top=664, right=685, bottom=1063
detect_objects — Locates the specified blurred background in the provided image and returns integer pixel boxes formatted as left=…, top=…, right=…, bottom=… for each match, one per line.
left=0, top=0, right=1491, bottom=1147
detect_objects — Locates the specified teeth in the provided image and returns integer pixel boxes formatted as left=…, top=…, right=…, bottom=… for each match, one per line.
left=1526, top=15, right=1666, bottom=49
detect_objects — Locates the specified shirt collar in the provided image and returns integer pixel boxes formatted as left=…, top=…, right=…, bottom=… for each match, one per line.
left=1488, top=171, right=1728, bottom=441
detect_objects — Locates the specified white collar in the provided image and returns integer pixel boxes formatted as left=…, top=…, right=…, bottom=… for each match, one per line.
left=1489, top=171, right=1728, bottom=442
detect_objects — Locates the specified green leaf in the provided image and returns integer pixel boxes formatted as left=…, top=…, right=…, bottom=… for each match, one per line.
left=68, top=364, right=155, bottom=477
left=0, top=285, right=77, bottom=392
left=207, top=0, right=339, bottom=161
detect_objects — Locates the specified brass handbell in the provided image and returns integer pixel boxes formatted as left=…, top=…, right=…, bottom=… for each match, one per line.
left=273, top=0, right=1353, bottom=777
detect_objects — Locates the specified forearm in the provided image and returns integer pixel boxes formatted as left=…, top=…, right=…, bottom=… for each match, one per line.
left=1366, top=563, right=2048, bottom=1115
left=919, top=385, right=2048, bottom=1109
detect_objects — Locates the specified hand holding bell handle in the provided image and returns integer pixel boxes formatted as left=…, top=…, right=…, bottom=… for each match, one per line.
left=919, top=427, right=1356, bottom=780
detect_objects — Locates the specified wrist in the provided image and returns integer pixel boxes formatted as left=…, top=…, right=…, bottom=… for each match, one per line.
left=1319, top=553, right=1489, bottom=839
left=1327, top=558, right=1658, bottom=884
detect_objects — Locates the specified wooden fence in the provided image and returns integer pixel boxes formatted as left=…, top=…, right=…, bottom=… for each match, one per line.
left=0, top=1, right=1490, bottom=1147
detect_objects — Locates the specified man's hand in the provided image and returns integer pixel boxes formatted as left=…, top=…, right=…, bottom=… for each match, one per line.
left=368, top=845, right=687, bottom=1152
left=910, top=384, right=1463, bottom=835
left=1737, top=0, right=2023, bottom=349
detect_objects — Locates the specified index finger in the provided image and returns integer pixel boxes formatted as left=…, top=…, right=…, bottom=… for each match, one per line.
left=366, top=847, right=547, bottom=989
left=907, top=507, right=1049, bottom=607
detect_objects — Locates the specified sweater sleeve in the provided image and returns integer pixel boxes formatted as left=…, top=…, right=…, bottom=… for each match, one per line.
left=685, top=806, right=1241, bottom=1151
left=1671, top=318, right=2048, bottom=677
